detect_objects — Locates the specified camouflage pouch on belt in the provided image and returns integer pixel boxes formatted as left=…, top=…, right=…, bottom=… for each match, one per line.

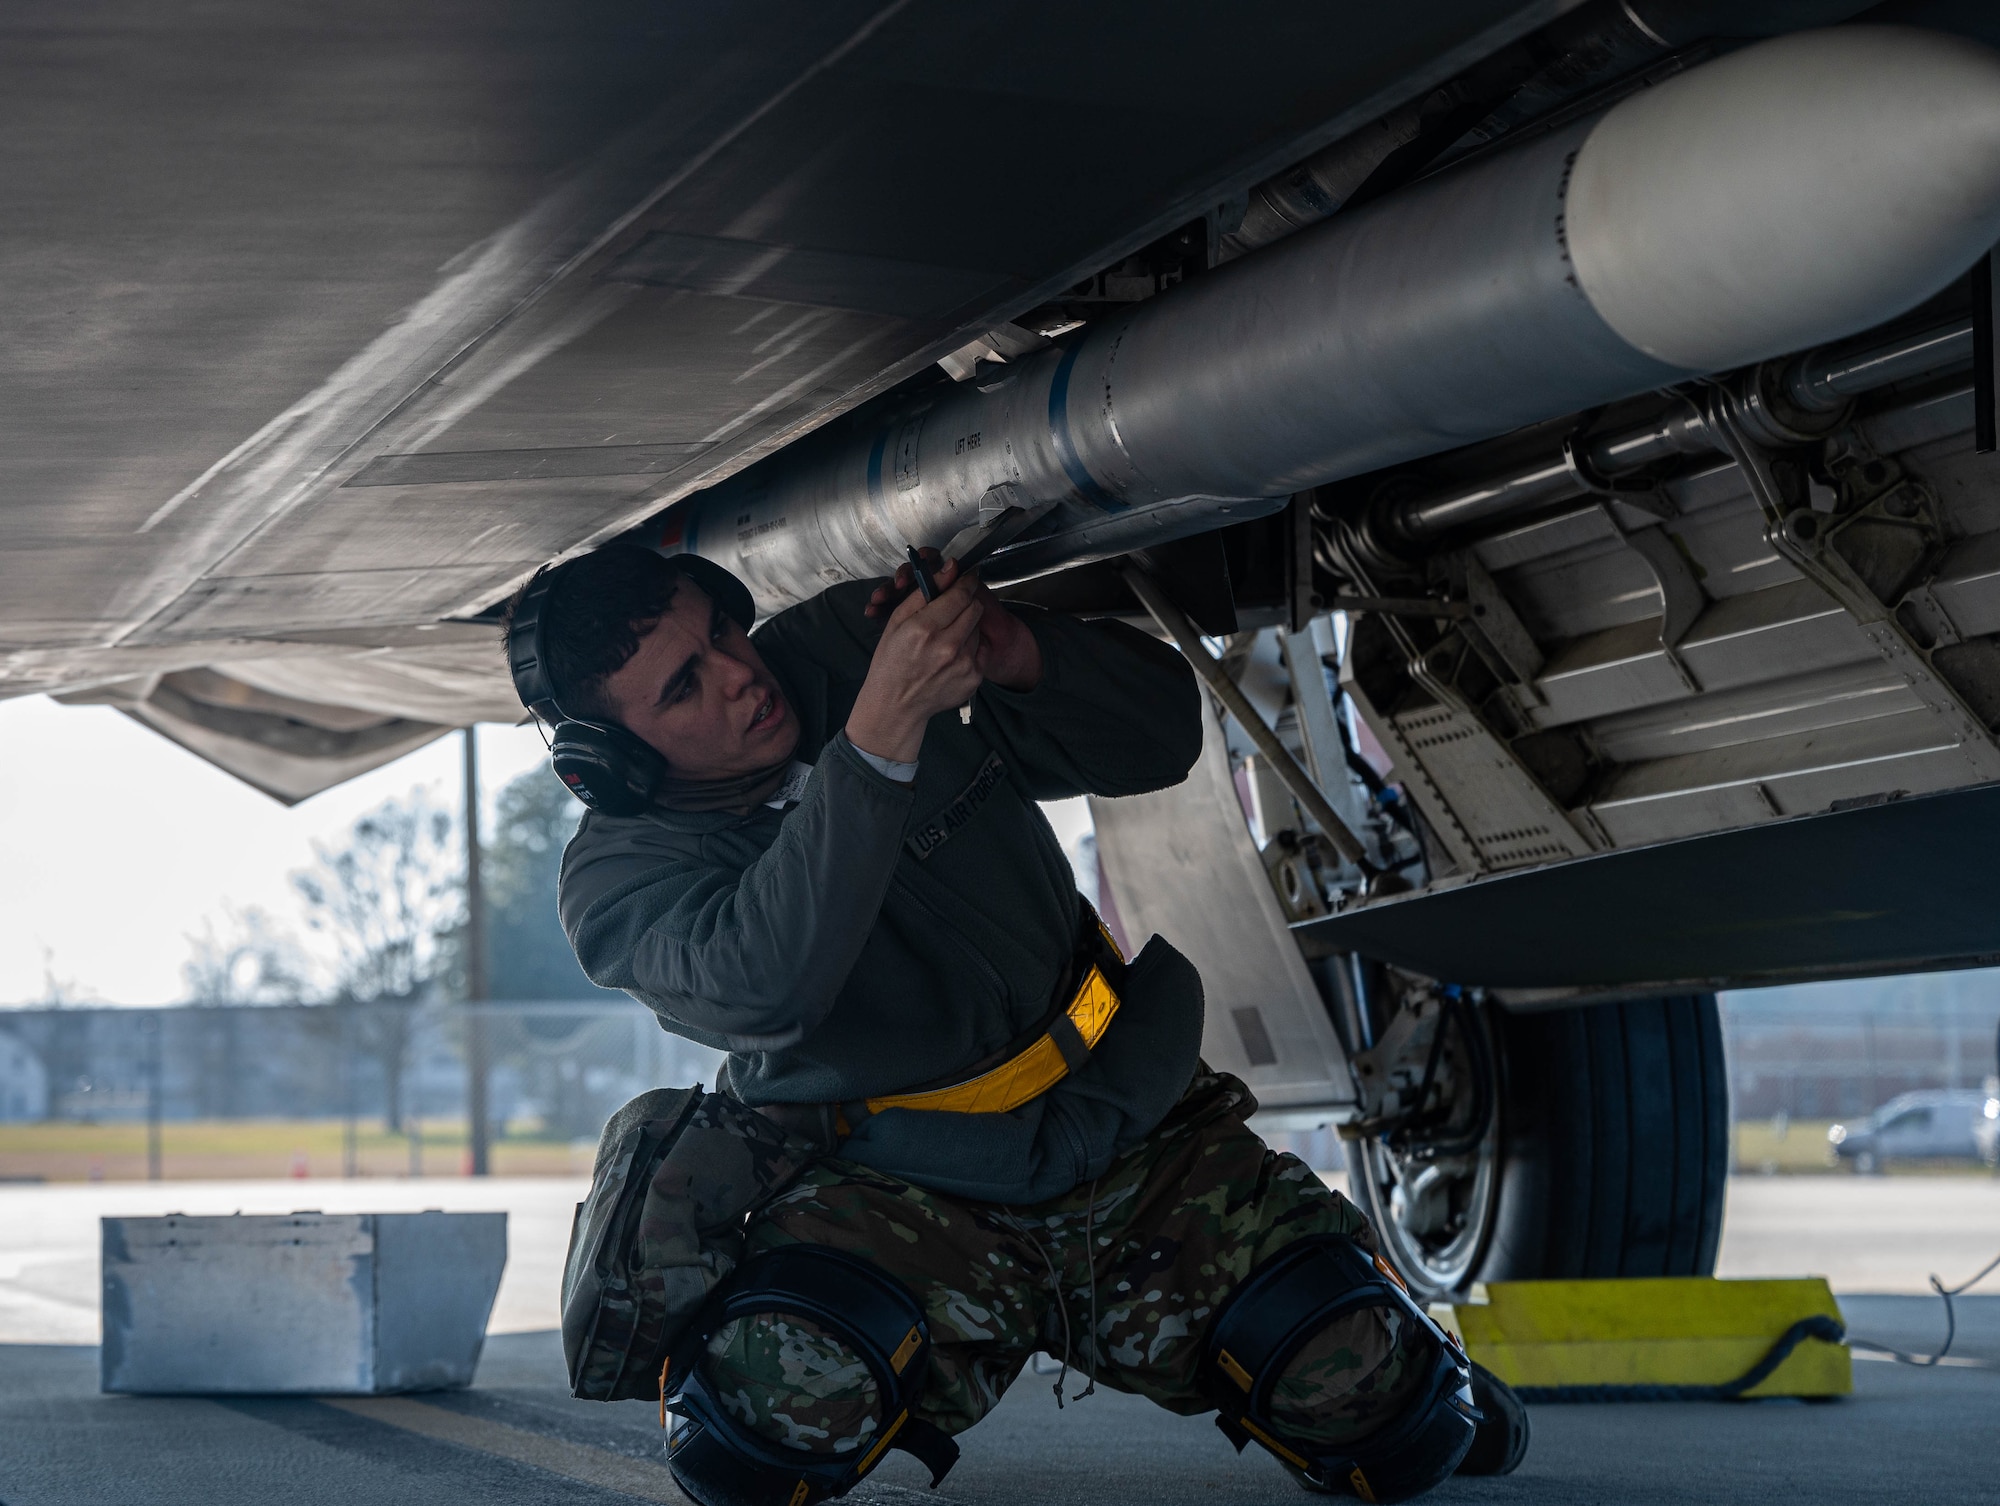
left=561, top=1087, right=827, bottom=1401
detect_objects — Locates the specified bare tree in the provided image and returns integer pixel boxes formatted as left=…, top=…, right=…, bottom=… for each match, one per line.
left=293, top=793, right=462, bottom=1132
left=35, top=944, right=98, bottom=1006
left=181, top=906, right=309, bottom=1005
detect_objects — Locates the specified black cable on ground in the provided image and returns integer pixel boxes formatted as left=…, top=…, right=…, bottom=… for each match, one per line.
left=1848, top=1247, right=2000, bottom=1370
left=1514, top=1315, right=1848, bottom=1404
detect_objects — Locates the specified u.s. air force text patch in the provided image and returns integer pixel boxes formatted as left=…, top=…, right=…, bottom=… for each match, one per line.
left=907, top=751, right=1007, bottom=859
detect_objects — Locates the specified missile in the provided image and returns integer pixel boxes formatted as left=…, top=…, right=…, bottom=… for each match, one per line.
left=659, top=27, right=2000, bottom=614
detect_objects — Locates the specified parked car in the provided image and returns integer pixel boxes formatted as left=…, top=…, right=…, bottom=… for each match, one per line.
left=1975, top=1080, right=2000, bottom=1170
left=1828, top=1090, right=1996, bottom=1173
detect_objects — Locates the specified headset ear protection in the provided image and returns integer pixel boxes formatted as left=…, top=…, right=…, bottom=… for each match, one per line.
left=506, top=565, right=666, bottom=816
left=505, top=552, right=758, bottom=818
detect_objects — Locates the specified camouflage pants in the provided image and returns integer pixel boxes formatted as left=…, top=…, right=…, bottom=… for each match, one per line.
left=700, top=1072, right=1420, bottom=1463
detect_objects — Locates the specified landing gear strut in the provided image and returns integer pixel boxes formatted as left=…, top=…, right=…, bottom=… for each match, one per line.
left=1339, top=971, right=1730, bottom=1301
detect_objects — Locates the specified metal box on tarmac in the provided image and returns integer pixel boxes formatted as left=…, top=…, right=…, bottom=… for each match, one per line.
left=100, top=1211, right=507, bottom=1394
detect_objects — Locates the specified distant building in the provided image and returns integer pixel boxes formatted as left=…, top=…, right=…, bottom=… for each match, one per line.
left=0, top=1029, right=48, bottom=1122
left=1722, top=969, right=2000, bottom=1119
left=5, top=978, right=1992, bottom=1133
left=0, top=1000, right=720, bottom=1136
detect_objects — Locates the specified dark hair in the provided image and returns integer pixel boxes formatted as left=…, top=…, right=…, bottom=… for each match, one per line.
left=502, top=546, right=684, bottom=722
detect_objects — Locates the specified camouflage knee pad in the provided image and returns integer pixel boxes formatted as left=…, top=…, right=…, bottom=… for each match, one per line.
left=700, top=1311, right=883, bottom=1458
left=701, top=1284, right=1429, bottom=1456
left=1266, top=1304, right=1426, bottom=1449
left=715, top=1073, right=1418, bottom=1451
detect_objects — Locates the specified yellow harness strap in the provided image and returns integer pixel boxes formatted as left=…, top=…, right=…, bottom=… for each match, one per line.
left=862, top=963, right=1122, bottom=1117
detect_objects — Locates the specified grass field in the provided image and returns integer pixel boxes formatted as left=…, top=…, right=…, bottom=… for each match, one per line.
left=0, top=1115, right=1985, bottom=1182
left=1733, top=1117, right=1840, bottom=1173
left=0, top=1118, right=594, bottom=1182
left=1730, top=1117, right=2000, bottom=1176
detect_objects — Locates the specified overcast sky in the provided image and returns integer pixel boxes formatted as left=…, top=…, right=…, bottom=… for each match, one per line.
left=0, top=695, right=1097, bottom=1007
left=0, top=696, right=553, bottom=1005
left=7, top=686, right=1998, bottom=1042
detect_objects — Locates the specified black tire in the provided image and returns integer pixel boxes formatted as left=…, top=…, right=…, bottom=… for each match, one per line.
left=1479, top=994, right=1731, bottom=1281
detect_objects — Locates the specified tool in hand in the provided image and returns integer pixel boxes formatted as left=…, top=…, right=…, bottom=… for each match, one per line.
left=906, top=502, right=1056, bottom=726
left=904, top=545, right=939, bottom=601
left=904, top=546, right=973, bottom=725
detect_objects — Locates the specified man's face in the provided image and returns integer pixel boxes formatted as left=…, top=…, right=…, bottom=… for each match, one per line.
left=599, top=582, right=799, bottom=779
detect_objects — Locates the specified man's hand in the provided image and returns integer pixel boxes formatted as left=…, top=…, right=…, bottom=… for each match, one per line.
left=968, top=575, right=1042, bottom=691
left=847, top=567, right=986, bottom=763
left=865, top=549, right=1043, bottom=694
left=864, top=547, right=953, bottom=618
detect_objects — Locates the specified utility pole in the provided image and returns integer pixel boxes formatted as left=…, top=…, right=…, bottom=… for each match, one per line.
left=342, top=1003, right=358, bottom=1178
left=144, top=1011, right=163, bottom=1182
left=407, top=1008, right=423, bottom=1179
left=463, top=726, right=491, bottom=1177
left=1863, top=1014, right=1880, bottom=1111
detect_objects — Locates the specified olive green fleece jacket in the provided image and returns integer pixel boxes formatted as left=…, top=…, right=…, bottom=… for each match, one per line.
left=556, top=580, right=1207, bottom=1203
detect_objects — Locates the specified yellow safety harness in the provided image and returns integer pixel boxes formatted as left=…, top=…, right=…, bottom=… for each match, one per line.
left=858, top=907, right=1125, bottom=1119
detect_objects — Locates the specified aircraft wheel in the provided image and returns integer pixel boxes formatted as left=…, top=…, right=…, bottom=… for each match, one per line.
left=1478, top=993, right=1730, bottom=1286
left=1348, top=993, right=1729, bottom=1300
left=1345, top=997, right=1502, bottom=1300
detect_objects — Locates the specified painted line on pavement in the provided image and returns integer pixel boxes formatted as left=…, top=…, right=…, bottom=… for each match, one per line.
left=324, top=1395, right=689, bottom=1502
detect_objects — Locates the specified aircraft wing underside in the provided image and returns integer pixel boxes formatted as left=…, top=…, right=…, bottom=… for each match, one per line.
left=0, top=0, right=1573, bottom=798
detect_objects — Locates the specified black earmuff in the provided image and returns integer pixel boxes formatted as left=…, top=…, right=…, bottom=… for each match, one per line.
left=508, top=548, right=764, bottom=812
left=504, top=560, right=658, bottom=817
left=545, top=719, right=669, bottom=817
left=505, top=550, right=761, bottom=816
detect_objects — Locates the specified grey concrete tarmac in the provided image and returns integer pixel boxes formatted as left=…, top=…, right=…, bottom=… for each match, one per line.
left=2, top=1296, right=1994, bottom=1506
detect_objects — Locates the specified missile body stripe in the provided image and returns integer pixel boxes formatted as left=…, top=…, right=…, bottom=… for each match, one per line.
left=1047, top=344, right=1122, bottom=510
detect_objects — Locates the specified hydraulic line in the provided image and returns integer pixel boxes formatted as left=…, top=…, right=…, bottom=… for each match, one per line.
left=1386, top=316, right=1976, bottom=549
